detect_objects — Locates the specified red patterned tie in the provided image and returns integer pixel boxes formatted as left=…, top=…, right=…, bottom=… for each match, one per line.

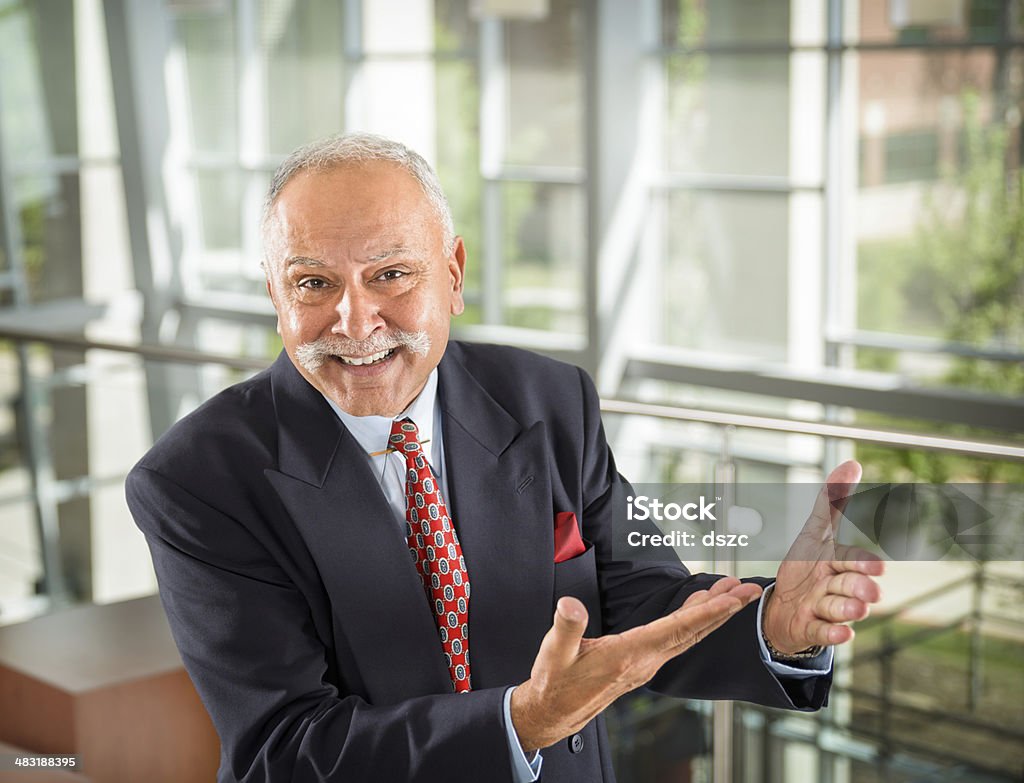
left=389, top=418, right=471, bottom=693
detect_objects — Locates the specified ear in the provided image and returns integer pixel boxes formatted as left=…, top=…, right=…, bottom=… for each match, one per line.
left=448, top=236, right=466, bottom=317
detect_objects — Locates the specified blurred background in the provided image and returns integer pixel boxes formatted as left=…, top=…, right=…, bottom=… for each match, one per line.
left=0, top=0, right=1022, bottom=781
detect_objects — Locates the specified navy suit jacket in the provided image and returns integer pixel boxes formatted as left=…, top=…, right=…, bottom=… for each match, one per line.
left=126, top=341, right=830, bottom=782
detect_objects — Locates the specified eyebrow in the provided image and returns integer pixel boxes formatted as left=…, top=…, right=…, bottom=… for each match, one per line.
left=366, top=246, right=413, bottom=263
left=285, top=256, right=327, bottom=269
left=283, top=246, right=416, bottom=270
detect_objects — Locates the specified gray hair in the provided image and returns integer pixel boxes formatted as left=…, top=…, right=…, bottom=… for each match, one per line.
left=260, top=132, right=456, bottom=261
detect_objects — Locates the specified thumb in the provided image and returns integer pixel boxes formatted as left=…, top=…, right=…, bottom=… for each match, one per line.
left=826, top=459, right=862, bottom=515
left=533, top=596, right=588, bottom=673
left=804, top=460, right=862, bottom=539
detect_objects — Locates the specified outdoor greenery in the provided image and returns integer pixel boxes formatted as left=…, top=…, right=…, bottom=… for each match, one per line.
left=852, top=615, right=1024, bottom=778
left=856, top=92, right=1024, bottom=483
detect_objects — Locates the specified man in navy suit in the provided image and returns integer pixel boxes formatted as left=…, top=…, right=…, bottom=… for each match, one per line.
left=126, top=133, right=883, bottom=782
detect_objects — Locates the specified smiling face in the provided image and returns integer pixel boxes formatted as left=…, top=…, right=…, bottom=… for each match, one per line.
left=264, top=161, right=465, bottom=416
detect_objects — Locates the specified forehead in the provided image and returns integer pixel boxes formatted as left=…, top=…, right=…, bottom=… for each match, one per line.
left=266, top=161, right=439, bottom=260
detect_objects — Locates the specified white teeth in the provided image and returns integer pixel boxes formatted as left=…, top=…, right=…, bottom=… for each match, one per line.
left=338, top=348, right=394, bottom=366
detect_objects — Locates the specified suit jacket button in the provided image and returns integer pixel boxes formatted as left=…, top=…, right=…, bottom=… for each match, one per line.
left=569, top=733, right=584, bottom=754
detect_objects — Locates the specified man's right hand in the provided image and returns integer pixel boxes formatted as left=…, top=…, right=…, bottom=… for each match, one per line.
left=509, top=577, right=762, bottom=752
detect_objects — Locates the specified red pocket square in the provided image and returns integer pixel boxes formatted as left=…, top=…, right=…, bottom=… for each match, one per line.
left=554, top=511, right=586, bottom=563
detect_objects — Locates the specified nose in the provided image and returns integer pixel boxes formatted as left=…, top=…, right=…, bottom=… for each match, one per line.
left=332, top=285, right=385, bottom=342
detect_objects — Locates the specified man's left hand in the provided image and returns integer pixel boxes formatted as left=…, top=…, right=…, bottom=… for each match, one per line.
left=763, top=460, right=885, bottom=655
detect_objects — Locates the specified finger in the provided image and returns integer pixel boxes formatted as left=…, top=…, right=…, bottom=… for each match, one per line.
left=635, top=585, right=761, bottom=655
left=681, top=590, right=711, bottom=611
left=804, top=460, right=863, bottom=539
left=682, top=577, right=742, bottom=610
left=814, top=593, right=870, bottom=623
left=832, top=545, right=887, bottom=576
left=708, top=576, right=742, bottom=596
left=666, top=584, right=762, bottom=654
left=826, top=459, right=863, bottom=513
left=682, top=581, right=761, bottom=615
left=804, top=617, right=855, bottom=647
left=534, top=596, right=588, bottom=672
left=727, top=582, right=763, bottom=604
left=825, top=571, right=883, bottom=604
left=659, top=594, right=744, bottom=652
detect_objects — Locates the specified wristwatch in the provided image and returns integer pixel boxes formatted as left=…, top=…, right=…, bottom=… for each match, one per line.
left=763, top=633, right=825, bottom=660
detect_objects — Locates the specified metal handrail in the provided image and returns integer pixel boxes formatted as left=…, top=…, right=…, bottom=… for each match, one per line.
left=3, top=326, right=1022, bottom=461
left=828, top=328, right=1024, bottom=364
left=600, top=399, right=1024, bottom=460
left=0, top=327, right=271, bottom=371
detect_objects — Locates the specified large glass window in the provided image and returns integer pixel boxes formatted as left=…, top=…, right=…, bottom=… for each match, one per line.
left=853, top=6, right=1023, bottom=402
left=1, top=3, right=1021, bottom=778
left=650, top=0, right=1023, bottom=423
left=166, top=0, right=587, bottom=340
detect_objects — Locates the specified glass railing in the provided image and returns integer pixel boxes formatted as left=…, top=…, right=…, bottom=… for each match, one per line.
left=0, top=333, right=265, bottom=618
left=593, top=406, right=1023, bottom=783
left=1, top=327, right=1021, bottom=783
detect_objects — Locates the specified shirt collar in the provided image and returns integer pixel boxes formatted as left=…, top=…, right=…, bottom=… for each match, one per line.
left=323, top=369, right=439, bottom=464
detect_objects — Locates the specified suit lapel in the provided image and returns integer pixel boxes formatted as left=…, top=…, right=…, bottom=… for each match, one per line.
left=439, top=347, right=553, bottom=688
left=263, top=347, right=555, bottom=699
left=265, top=353, right=451, bottom=703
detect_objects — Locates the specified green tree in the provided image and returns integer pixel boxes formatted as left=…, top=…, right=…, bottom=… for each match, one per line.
left=858, top=93, right=1024, bottom=483
left=923, top=94, right=1024, bottom=396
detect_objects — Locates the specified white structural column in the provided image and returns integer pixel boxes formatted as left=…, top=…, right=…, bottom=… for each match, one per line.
left=585, top=0, right=671, bottom=513
left=786, top=0, right=828, bottom=474
left=590, top=0, right=661, bottom=393
left=478, top=14, right=507, bottom=326
left=77, top=0, right=156, bottom=604
left=236, top=0, right=269, bottom=290
left=355, top=0, right=437, bottom=162
left=787, top=0, right=826, bottom=379
left=104, top=0, right=196, bottom=438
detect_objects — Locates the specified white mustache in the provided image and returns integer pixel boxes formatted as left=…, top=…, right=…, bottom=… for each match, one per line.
left=295, top=330, right=432, bottom=371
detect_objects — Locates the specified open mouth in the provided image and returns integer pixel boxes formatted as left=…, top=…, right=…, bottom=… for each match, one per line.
left=334, top=347, right=397, bottom=367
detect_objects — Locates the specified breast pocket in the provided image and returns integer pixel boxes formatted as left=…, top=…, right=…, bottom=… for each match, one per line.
left=553, top=542, right=601, bottom=636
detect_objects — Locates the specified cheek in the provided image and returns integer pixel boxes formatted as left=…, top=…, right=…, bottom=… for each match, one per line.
left=277, top=300, right=333, bottom=341
left=394, top=295, right=442, bottom=329
left=278, top=304, right=307, bottom=337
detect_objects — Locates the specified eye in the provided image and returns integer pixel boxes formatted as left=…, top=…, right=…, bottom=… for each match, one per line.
left=298, top=277, right=329, bottom=290
left=377, top=269, right=407, bottom=282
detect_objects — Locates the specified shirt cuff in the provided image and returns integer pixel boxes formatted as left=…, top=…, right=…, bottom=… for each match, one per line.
left=503, top=686, right=543, bottom=782
left=756, top=583, right=834, bottom=679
